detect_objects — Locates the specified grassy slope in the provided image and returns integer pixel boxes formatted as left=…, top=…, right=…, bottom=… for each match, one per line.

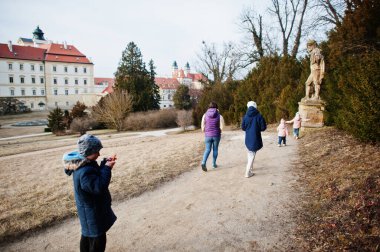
left=291, top=127, right=380, bottom=251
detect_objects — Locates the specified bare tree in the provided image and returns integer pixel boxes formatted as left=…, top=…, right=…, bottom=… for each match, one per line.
left=176, top=110, right=193, bottom=131
left=239, top=7, right=264, bottom=64
left=310, top=0, right=346, bottom=27
left=196, top=41, right=244, bottom=84
left=92, top=89, right=133, bottom=131
left=268, top=0, right=309, bottom=57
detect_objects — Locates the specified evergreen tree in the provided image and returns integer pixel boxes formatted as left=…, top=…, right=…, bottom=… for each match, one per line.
left=149, top=59, right=161, bottom=110
left=173, top=85, right=191, bottom=110
left=48, top=107, right=65, bottom=134
left=114, top=42, right=160, bottom=111
left=71, top=101, right=87, bottom=118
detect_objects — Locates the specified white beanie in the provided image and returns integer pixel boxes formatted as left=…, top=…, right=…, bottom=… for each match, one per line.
left=247, top=101, right=257, bottom=108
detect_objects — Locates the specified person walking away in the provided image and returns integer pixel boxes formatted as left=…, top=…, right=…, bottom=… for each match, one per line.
left=286, top=112, right=308, bottom=139
left=201, top=101, right=225, bottom=172
left=64, top=134, right=117, bottom=252
left=242, top=101, right=267, bottom=178
left=277, top=118, right=289, bottom=147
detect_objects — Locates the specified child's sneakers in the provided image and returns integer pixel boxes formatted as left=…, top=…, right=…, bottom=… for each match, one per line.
left=277, top=144, right=281, bottom=147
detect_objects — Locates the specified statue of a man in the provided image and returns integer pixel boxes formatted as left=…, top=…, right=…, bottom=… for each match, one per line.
left=305, top=40, right=325, bottom=100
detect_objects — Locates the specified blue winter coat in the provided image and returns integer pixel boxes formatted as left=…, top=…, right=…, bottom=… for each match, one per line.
left=241, top=107, right=267, bottom=152
left=70, top=160, right=117, bottom=237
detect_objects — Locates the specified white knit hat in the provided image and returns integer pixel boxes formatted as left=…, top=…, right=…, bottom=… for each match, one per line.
left=247, top=101, right=257, bottom=108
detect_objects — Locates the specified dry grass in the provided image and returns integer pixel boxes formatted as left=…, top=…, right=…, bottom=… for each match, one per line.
left=0, top=131, right=203, bottom=243
left=290, top=127, right=380, bottom=251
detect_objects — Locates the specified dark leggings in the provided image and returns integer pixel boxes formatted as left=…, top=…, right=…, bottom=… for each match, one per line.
left=80, top=233, right=106, bottom=252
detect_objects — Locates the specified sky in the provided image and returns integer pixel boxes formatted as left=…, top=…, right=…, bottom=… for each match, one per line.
left=0, top=0, right=269, bottom=78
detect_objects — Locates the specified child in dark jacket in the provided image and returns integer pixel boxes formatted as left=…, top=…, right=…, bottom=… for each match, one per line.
left=64, top=134, right=117, bottom=252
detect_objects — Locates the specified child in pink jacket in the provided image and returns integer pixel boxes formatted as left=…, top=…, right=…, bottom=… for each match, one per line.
left=286, top=112, right=309, bottom=139
left=277, top=118, right=289, bottom=147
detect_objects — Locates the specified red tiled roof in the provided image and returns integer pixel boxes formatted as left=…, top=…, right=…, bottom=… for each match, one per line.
left=155, top=77, right=180, bottom=89
left=187, top=73, right=207, bottom=82
left=45, top=43, right=85, bottom=56
left=0, top=44, right=45, bottom=61
left=45, top=43, right=91, bottom=64
left=0, top=43, right=92, bottom=64
left=45, top=54, right=91, bottom=64
left=94, top=77, right=115, bottom=86
left=102, top=85, right=114, bottom=94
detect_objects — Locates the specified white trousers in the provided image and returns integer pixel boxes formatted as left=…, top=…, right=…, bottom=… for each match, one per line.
left=246, top=150, right=256, bottom=176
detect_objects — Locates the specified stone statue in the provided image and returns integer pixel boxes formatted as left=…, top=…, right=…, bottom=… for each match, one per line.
left=304, top=40, right=325, bottom=100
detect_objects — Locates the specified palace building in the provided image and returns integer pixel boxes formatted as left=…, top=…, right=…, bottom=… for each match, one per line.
left=155, top=61, right=204, bottom=108
left=0, top=26, right=96, bottom=111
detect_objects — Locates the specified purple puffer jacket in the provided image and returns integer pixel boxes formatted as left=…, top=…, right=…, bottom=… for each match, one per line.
left=204, top=108, right=221, bottom=137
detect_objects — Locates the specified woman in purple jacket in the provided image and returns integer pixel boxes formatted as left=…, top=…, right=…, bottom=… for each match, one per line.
left=201, top=102, right=225, bottom=172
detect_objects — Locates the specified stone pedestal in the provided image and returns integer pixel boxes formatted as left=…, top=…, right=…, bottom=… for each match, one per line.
left=298, top=98, right=326, bottom=128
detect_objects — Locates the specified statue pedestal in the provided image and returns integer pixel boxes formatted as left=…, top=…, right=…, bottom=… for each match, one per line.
left=298, top=98, right=326, bottom=128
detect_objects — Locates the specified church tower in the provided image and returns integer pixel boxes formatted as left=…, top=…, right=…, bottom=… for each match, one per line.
left=184, top=62, right=190, bottom=76
left=172, top=61, right=178, bottom=78
left=33, top=26, right=46, bottom=40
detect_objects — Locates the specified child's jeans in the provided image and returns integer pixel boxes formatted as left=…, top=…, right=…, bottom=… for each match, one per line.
left=293, top=128, right=300, bottom=137
left=278, top=136, right=286, bottom=145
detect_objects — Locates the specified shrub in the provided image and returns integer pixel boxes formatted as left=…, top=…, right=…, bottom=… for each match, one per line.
left=70, top=117, right=97, bottom=135
left=176, top=110, right=193, bottom=131
left=92, top=90, right=133, bottom=131
left=124, top=109, right=177, bottom=131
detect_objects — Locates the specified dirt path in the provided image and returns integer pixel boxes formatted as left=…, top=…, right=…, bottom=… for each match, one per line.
left=2, top=130, right=298, bottom=251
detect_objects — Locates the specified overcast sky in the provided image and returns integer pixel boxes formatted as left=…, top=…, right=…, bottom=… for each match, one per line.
left=0, top=0, right=270, bottom=78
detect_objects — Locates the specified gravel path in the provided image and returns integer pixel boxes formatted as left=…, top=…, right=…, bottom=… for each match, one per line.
left=1, top=130, right=298, bottom=251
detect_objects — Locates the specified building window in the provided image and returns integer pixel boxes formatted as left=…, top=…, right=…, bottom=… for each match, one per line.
left=75, top=89, right=78, bottom=94
left=10, top=89, right=15, bottom=96
left=8, top=63, right=12, bottom=70
left=83, top=67, right=87, bottom=73
left=84, top=79, right=87, bottom=85
left=40, top=65, right=43, bottom=71
left=54, top=89, right=58, bottom=95
left=53, top=66, right=57, bottom=72
left=84, top=88, right=87, bottom=93
left=21, top=89, right=25, bottom=96
left=65, top=90, right=69, bottom=95
left=31, top=65, right=35, bottom=71
left=20, top=76, right=25, bottom=83
left=20, top=64, right=23, bottom=70
left=40, top=77, right=44, bottom=84
left=32, top=89, right=36, bottom=96
left=75, top=67, right=78, bottom=73
left=31, top=102, right=34, bottom=109
left=55, top=102, right=58, bottom=106
left=54, top=78, right=57, bottom=84
left=9, top=76, right=13, bottom=83
left=66, top=101, right=69, bottom=106
left=32, top=77, right=36, bottom=84
left=65, top=79, right=68, bottom=85
left=64, top=66, right=68, bottom=73
left=41, top=89, right=45, bottom=95
left=75, top=79, right=78, bottom=85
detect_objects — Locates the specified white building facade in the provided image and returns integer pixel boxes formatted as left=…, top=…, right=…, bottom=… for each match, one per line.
left=0, top=26, right=97, bottom=111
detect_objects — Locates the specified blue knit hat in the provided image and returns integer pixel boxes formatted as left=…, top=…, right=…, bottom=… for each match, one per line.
left=77, top=134, right=103, bottom=157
